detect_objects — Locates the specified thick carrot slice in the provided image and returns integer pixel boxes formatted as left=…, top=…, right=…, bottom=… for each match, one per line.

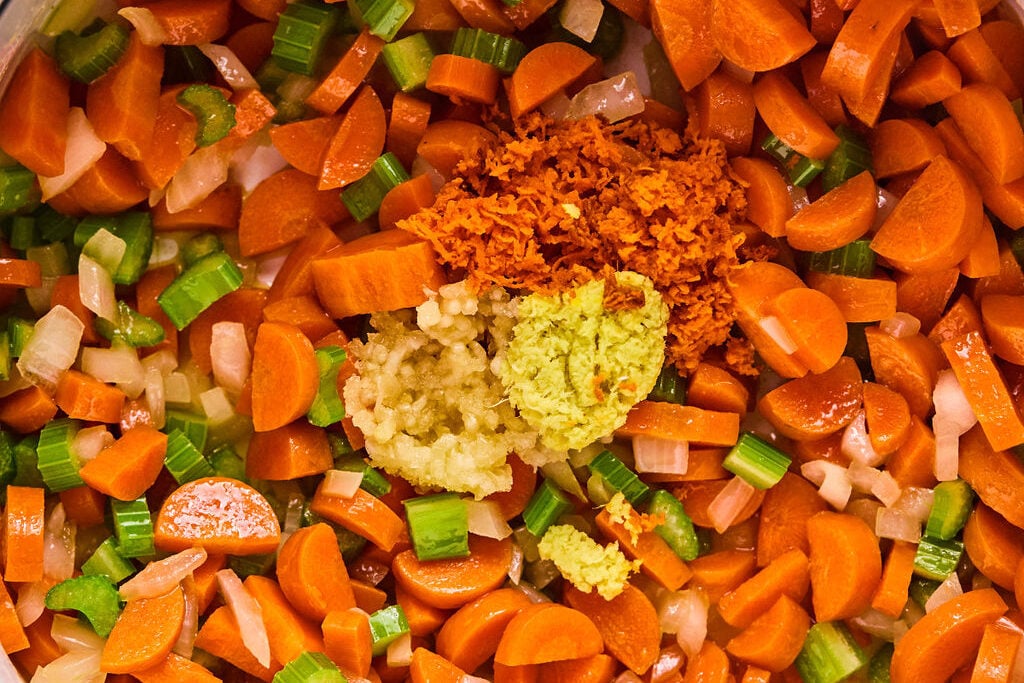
left=225, top=21, right=276, bottom=73
left=870, top=155, right=983, bottom=273
left=981, top=294, right=1024, bottom=365
left=963, top=502, right=1024, bottom=590
left=944, top=83, right=1024, bottom=186
left=804, top=272, right=898, bottom=323
left=194, top=605, right=281, bottom=681
left=244, top=575, right=325, bottom=666
left=79, top=426, right=167, bottom=501
left=615, top=401, right=739, bottom=446
left=4, top=486, right=45, bottom=583
left=310, top=484, right=405, bottom=552
left=0, top=258, right=39, bottom=290
left=709, top=0, right=815, bottom=72
left=891, top=50, right=964, bottom=109
left=800, top=50, right=847, bottom=127
left=650, top=0, right=720, bottom=91
left=940, top=119, right=1024, bottom=231
left=131, top=652, right=220, bottom=683
left=754, top=70, right=839, bottom=160
left=960, top=217, right=1001, bottom=278
left=397, top=584, right=451, bottom=638
left=134, top=86, right=197, bottom=190
left=379, top=174, right=437, bottom=231
left=144, top=0, right=231, bottom=45
left=894, top=268, right=959, bottom=333
left=0, top=386, right=58, bottom=434
left=250, top=322, right=319, bottom=432
left=727, top=260, right=808, bottom=377
left=54, top=369, right=126, bottom=424
left=865, top=328, right=945, bottom=420
left=435, top=588, right=533, bottom=673
left=494, top=603, right=603, bottom=666
left=152, top=183, right=241, bottom=232
left=506, top=43, right=596, bottom=118
left=766, top=287, right=847, bottom=374
left=409, top=648, right=468, bottom=682
left=979, top=19, right=1024, bottom=95
left=12, top=611, right=60, bottom=675
left=238, top=168, right=349, bottom=257
left=717, top=549, right=810, bottom=630
left=886, top=416, right=938, bottom=489
left=683, top=640, right=731, bottom=683
left=673, top=479, right=765, bottom=529
left=262, top=294, right=338, bottom=341
left=246, top=419, right=333, bottom=481
left=187, top=287, right=265, bottom=374
left=891, top=589, right=1007, bottom=683
left=595, top=506, right=692, bottom=591
left=806, top=511, right=882, bottom=622
left=306, top=28, right=386, bottom=115
left=386, top=93, right=431, bottom=168
left=933, top=0, right=980, bottom=38
left=415, top=119, right=497, bottom=178
left=449, top=0, right=514, bottom=33
left=0, top=48, right=69, bottom=176
left=483, top=453, right=536, bottom=521
left=392, top=536, right=512, bottom=610
left=427, top=54, right=500, bottom=105
left=60, top=485, right=107, bottom=528
left=725, top=595, right=810, bottom=673
left=405, top=0, right=466, bottom=31
left=541, top=654, right=616, bottom=683
left=323, top=608, right=373, bottom=678
left=55, top=147, right=149, bottom=214
left=686, top=363, right=749, bottom=415
left=100, top=586, right=185, bottom=674
left=730, top=157, right=792, bottom=237
left=758, top=356, right=862, bottom=441
left=947, top=29, right=1020, bottom=101
left=971, top=622, right=1023, bottom=683
left=870, top=540, right=917, bottom=618
left=500, top=0, right=557, bottom=30
left=564, top=584, right=661, bottom=676
left=276, top=523, right=356, bottom=621
left=756, top=472, right=828, bottom=567
left=0, top=578, right=28, bottom=653
left=870, top=119, right=948, bottom=179
left=690, top=70, right=754, bottom=156
left=269, top=116, right=340, bottom=176
left=154, top=477, right=281, bottom=555
left=930, top=293, right=983, bottom=343
left=862, top=381, right=912, bottom=457
left=688, top=550, right=757, bottom=603
left=319, top=85, right=387, bottom=190
left=86, top=33, right=163, bottom=161
left=267, top=223, right=342, bottom=303
left=960, top=426, right=1024, bottom=532
left=785, top=171, right=876, bottom=251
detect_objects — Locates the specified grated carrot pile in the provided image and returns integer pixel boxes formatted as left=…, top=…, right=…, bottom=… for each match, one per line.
left=398, top=112, right=747, bottom=372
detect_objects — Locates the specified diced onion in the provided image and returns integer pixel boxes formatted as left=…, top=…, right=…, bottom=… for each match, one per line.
left=841, top=411, right=884, bottom=466
left=460, top=677, right=491, bottom=683
left=706, top=476, right=756, bottom=534
left=559, top=0, right=604, bottom=42
left=256, top=252, right=288, bottom=290
left=933, top=369, right=977, bottom=435
left=200, top=386, right=236, bottom=426
left=647, top=645, right=687, bottom=682
left=565, top=72, right=645, bottom=123
left=880, top=312, right=921, bottom=339
left=507, top=542, right=524, bottom=585
left=29, top=648, right=103, bottom=683
left=149, top=236, right=179, bottom=267
left=603, top=18, right=651, bottom=98
left=198, top=43, right=259, bottom=90
left=847, top=461, right=881, bottom=494
left=210, top=321, right=251, bottom=396
left=541, top=460, right=587, bottom=502
left=0, top=648, right=24, bottom=683
left=875, top=507, right=921, bottom=543
left=142, top=349, right=178, bottom=375
left=924, top=571, right=963, bottom=613
left=788, top=184, right=810, bottom=214
left=871, top=470, right=902, bottom=508
left=632, top=436, right=689, bottom=475
left=82, top=228, right=127, bottom=274
left=656, top=589, right=707, bottom=659
left=42, top=503, right=76, bottom=582
left=758, top=315, right=798, bottom=354
left=801, top=460, right=852, bottom=510
left=510, top=581, right=551, bottom=604
left=230, top=134, right=289, bottom=193
left=540, top=91, right=572, bottom=119
left=386, top=632, right=414, bottom=668
left=144, top=365, right=166, bottom=430
left=892, top=486, right=935, bottom=523
left=932, top=421, right=962, bottom=483
left=17, top=305, right=84, bottom=393
left=117, top=6, right=168, bottom=45
left=15, top=579, right=52, bottom=627
left=81, top=345, right=146, bottom=399
left=50, top=613, right=105, bottom=651
left=844, top=498, right=882, bottom=531
left=38, top=107, right=106, bottom=200
left=71, top=425, right=113, bottom=464
left=25, top=276, right=58, bottom=316
left=850, top=608, right=908, bottom=641
left=321, top=469, right=364, bottom=499
left=874, top=188, right=899, bottom=229
left=164, top=372, right=193, bottom=404
left=466, top=499, right=513, bottom=540
left=173, top=576, right=200, bottom=658
left=120, top=547, right=208, bottom=602
left=77, top=254, right=117, bottom=322
left=217, top=569, right=271, bottom=667
left=165, top=143, right=231, bottom=214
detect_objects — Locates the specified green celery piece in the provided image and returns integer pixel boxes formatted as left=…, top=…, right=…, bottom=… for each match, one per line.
left=45, top=575, right=122, bottom=636
left=177, top=84, right=238, bottom=146
left=54, top=21, right=130, bottom=83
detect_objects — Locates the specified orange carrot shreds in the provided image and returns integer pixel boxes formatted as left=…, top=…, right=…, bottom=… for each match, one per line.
left=399, top=113, right=745, bottom=373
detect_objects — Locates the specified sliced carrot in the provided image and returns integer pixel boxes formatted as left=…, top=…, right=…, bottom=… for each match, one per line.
left=223, top=89, right=276, bottom=145
left=981, top=294, right=1024, bottom=365
left=895, top=268, right=960, bottom=333
left=885, top=416, right=938, bottom=489
left=690, top=70, right=755, bottom=156
left=144, top=0, right=231, bottom=45
left=3, top=485, right=45, bottom=583
left=435, top=588, right=533, bottom=673
left=709, top=0, right=815, bottom=72
left=0, top=386, right=58, bottom=434
left=276, top=523, right=356, bottom=622
left=392, top=535, right=512, bottom=609
left=235, top=0, right=285, bottom=21
left=804, top=272, right=898, bottom=324
left=269, top=116, right=340, bottom=177
left=187, top=287, right=266, bottom=374
left=323, top=608, right=373, bottom=678
left=727, top=259, right=808, bottom=378
left=261, top=294, right=338, bottom=341
left=688, top=549, right=757, bottom=603
left=673, top=479, right=765, bottom=529
left=378, top=174, right=437, bottom=230
left=540, top=654, right=617, bottom=683
left=267, top=223, right=342, bottom=303
left=244, top=575, right=325, bottom=666
left=758, top=356, right=862, bottom=441
left=0, top=258, right=39, bottom=290
left=246, top=419, right=333, bottom=481
left=563, top=583, right=661, bottom=676
left=891, top=588, right=1007, bottom=683
left=960, top=426, right=1024, bottom=533
left=130, top=652, right=220, bottom=683
left=134, top=85, right=197, bottom=190
left=225, top=21, right=277, bottom=73
left=351, top=580, right=388, bottom=614
left=946, top=28, right=1020, bottom=101
left=50, top=274, right=99, bottom=346
left=482, top=453, right=536, bottom=521
left=427, top=54, right=501, bottom=105
left=650, top=0, right=720, bottom=91
left=806, top=511, right=882, bottom=622
left=979, top=19, right=1024, bottom=96
left=86, top=32, right=163, bottom=161
left=306, top=28, right=386, bottom=115
left=685, top=363, right=749, bottom=415
left=79, top=426, right=168, bottom=501
left=741, top=665, right=773, bottom=683
left=415, top=119, right=497, bottom=179
left=891, top=50, right=964, bottom=109
left=865, top=328, right=945, bottom=420
left=238, top=168, right=349, bottom=257
left=152, top=183, right=241, bottom=232
left=404, top=0, right=466, bottom=31
left=932, top=0, right=980, bottom=38
left=843, top=30, right=902, bottom=127
left=448, top=0, right=514, bottom=33
left=930, top=292, right=983, bottom=343
left=717, top=548, right=810, bottom=629
left=808, top=0, right=843, bottom=43
left=800, top=50, right=847, bottom=128
left=0, top=578, right=28, bottom=654
left=59, top=485, right=107, bottom=528
left=870, top=540, right=917, bottom=618
left=756, top=472, right=828, bottom=567
left=960, top=216, right=1002, bottom=279
left=753, top=70, right=840, bottom=160
left=385, top=93, right=431, bottom=169
left=506, top=43, right=597, bottom=118
left=396, top=583, right=451, bottom=638
left=785, top=171, right=876, bottom=251
left=55, top=148, right=148, bottom=214
left=154, top=477, right=281, bottom=555
left=941, top=331, right=1024, bottom=451
left=862, top=381, right=912, bottom=457
left=409, top=648, right=468, bottom=683
left=494, top=603, right=603, bottom=666
left=319, top=85, right=387, bottom=190
left=726, top=595, right=810, bottom=673
left=766, top=286, right=848, bottom=374
left=963, top=502, right=1024, bottom=591
left=870, top=119, right=948, bottom=179
left=944, top=83, right=1024, bottom=186
left=615, top=401, right=739, bottom=446
left=100, top=586, right=185, bottom=674
left=595, top=506, right=692, bottom=591
left=250, top=322, right=319, bottom=432
left=972, top=242, right=1024, bottom=299
left=791, top=432, right=849, bottom=469
left=194, top=605, right=281, bottom=681
left=310, top=484, right=406, bottom=552
left=54, top=369, right=126, bottom=423
left=500, top=0, right=557, bottom=30
left=971, top=622, right=1023, bottom=683
left=683, top=640, right=732, bottom=683
left=0, top=48, right=69, bottom=176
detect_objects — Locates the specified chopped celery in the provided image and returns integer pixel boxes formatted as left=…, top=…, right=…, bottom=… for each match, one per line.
left=587, top=450, right=649, bottom=505
left=54, top=21, right=129, bottom=83
left=404, top=493, right=470, bottom=561
left=45, top=575, right=122, bottom=637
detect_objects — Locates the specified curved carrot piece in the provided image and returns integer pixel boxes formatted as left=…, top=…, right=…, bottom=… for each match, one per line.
left=319, top=85, right=387, bottom=190
left=250, top=322, right=318, bottom=432
left=386, top=92, right=432, bottom=168
left=306, top=28, right=386, bottom=115
left=757, top=356, right=862, bottom=441
left=238, top=168, right=349, bottom=257
left=806, top=511, right=882, bottom=622
left=864, top=328, right=944, bottom=420
left=685, top=362, right=749, bottom=415
left=933, top=0, right=980, bottom=38
left=396, top=583, right=451, bottom=638
left=404, top=0, right=467, bottom=31
left=766, top=287, right=848, bottom=374
left=886, top=417, right=938, bottom=489
left=427, top=54, right=500, bottom=105
left=870, top=540, right=917, bottom=618
left=60, top=485, right=107, bottom=529
left=0, top=48, right=69, bottom=176
left=0, top=579, right=28, bottom=654
left=541, top=654, right=616, bottom=683
left=269, top=116, right=340, bottom=177
left=188, top=287, right=265, bottom=374
left=979, top=19, right=1024, bottom=94
left=79, top=426, right=167, bottom=501
left=54, top=369, right=126, bottom=423
left=710, top=0, right=814, bottom=72
left=494, top=603, right=603, bottom=666
left=683, top=640, right=731, bottom=683
left=244, top=575, right=325, bottom=666
left=415, top=119, right=497, bottom=179
left=691, top=70, right=754, bottom=156
left=972, top=623, right=1023, bottom=683
left=564, top=583, right=661, bottom=676
left=930, top=293, right=983, bottom=343
left=785, top=171, right=876, bottom=252
left=154, top=477, right=281, bottom=555
left=672, top=480, right=765, bottom=530
left=960, top=216, right=1001, bottom=278
left=891, top=50, right=963, bottom=109
left=323, top=608, right=373, bottom=678
left=246, top=419, right=333, bottom=481
left=392, top=535, right=512, bottom=610
left=152, top=183, right=242, bottom=232
left=650, top=0, right=720, bottom=91
left=944, top=83, right=1024, bottom=185
left=506, top=43, right=597, bottom=118
left=895, top=268, right=959, bottom=333
left=862, top=381, right=912, bottom=456
left=225, top=21, right=277, bottom=73
left=0, top=386, right=58, bottom=434
left=379, top=174, right=437, bottom=231
left=435, top=588, right=533, bottom=673
left=131, top=652, right=220, bottom=683
left=962, top=502, right=1024, bottom=590
left=947, top=29, right=1020, bottom=101
left=100, top=586, right=185, bottom=674
left=616, top=401, right=739, bottom=446
left=310, top=483, right=405, bottom=552
left=688, top=550, right=757, bottom=603
left=725, top=595, right=810, bottom=673
left=483, top=453, right=536, bottom=521
left=981, top=294, right=1024, bottom=365
left=3, top=486, right=44, bottom=583
left=135, top=86, right=197, bottom=191
left=753, top=71, right=839, bottom=160
left=870, top=119, right=948, bottom=179
left=262, top=294, right=338, bottom=341
left=891, top=589, right=1007, bottom=683
left=56, top=148, right=149, bottom=214
left=236, top=0, right=285, bottom=21
left=756, top=472, right=828, bottom=568
left=267, top=223, right=342, bottom=303
left=194, top=605, right=281, bottom=681
left=276, top=523, right=357, bottom=621
left=726, top=259, right=807, bottom=378
left=448, top=0, right=514, bottom=33
left=717, top=548, right=810, bottom=629
left=870, top=155, right=983, bottom=274
left=805, top=272, right=898, bottom=324
left=144, top=0, right=231, bottom=45
left=800, top=50, right=847, bottom=127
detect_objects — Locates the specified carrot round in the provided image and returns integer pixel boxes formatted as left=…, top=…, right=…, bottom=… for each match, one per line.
left=962, top=502, right=1024, bottom=590
left=152, top=183, right=242, bottom=232
left=980, top=294, right=1024, bottom=365
left=246, top=419, right=333, bottom=480
left=865, top=328, right=945, bottom=420
left=0, top=386, right=58, bottom=434
left=766, top=286, right=848, bottom=374
left=427, top=54, right=500, bottom=105
left=506, top=43, right=596, bottom=118
left=0, top=48, right=69, bottom=177
left=800, top=50, right=847, bottom=127
left=947, top=29, right=1019, bottom=101
left=727, top=260, right=808, bottom=378
left=435, top=588, right=533, bottom=673
left=3, top=485, right=45, bottom=583
left=318, top=85, right=387, bottom=190
left=891, top=588, right=1007, bottom=683
left=672, top=480, right=765, bottom=530
left=323, top=608, right=373, bottom=678
left=397, top=583, right=451, bottom=638
left=494, top=603, right=604, bottom=666
left=870, top=119, right=948, bottom=179
left=717, top=548, right=809, bottom=629
left=683, top=640, right=732, bottom=683
left=269, top=116, right=340, bottom=176
left=806, top=511, right=882, bottom=622
left=267, top=224, right=343, bottom=303
left=944, top=83, right=1024, bottom=185
left=725, top=595, right=810, bottom=673
left=250, top=322, right=319, bottom=433
left=194, top=605, right=281, bottom=681
left=386, top=92, right=432, bottom=168
left=0, top=578, right=28, bottom=654
left=709, top=0, right=815, bottom=72
left=78, top=426, right=168, bottom=501
left=753, top=70, right=840, bottom=160
left=310, top=483, right=406, bottom=552
left=563, top=583, right=661, bottom=676
left=379, top=174, right=438, bottom=231
left=859, top=381, right=911, bottom=457
left=483, top=453, right=536, bottom=521
left=276, top=522, right=357, bottom=621
left=805, top=272, right=898, bottom=324
left=306, top=28, right=386, bottom=115
left=730, top=157, right=792, bottom=240
left=100, top=586, right=185, bottom=674
left=415, top=119, right=497, bottom=179
left=144, top=0, right=231, bottom=45
left=154, top=477, right=281, bottom=555
left=541, top=654, right=616, bottom=683
left=688, top=550, right=757, bottom=603
left=244, top=575, right=326, bottom=666
left=757, top=356, right=862, bottom=441
left=650, top=0, right=720, bottom=91
left=130, top=652, right=221, bottom=683
left=785, top=171, right=877, bottom=252
left=55, top=147, right=148, bottom=214
left=756, top=472, right=828, bottom=567
left=392, top=535, right=512, bottom=610
left=891, top=50, right=964, bottom=109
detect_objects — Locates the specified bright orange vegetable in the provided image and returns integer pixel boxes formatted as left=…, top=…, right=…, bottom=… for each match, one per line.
left=862, top=381, right=912, bottom=456
left=427, top=54, right=501, bottom=105
left=616, top=401, right=739, bottom=446
left=674, top=478, right=765, bottom=529
left=244, top=575, right=326, bottom=666
left=758, top=356, right=863, bottom=441
left=725, top=595, right=810, bottom=673
left=448, top=0, right=513, bottom=32
left=130, top=652, right=220, bottom=683
left=392, top=535, right=512, bottom=610
left=267, top=223, right=342, bottom=303
left=323, top=608, right=373, bottom=678
left=683, top=640, right=732, bottom=683
left=0, top=386, right=58, bottom=434
left=59, top=485, right=107, bottom=529
left=262, top=294, right=338, bottom=341
left=785, top=171, right=877, bottom=251
left=144, top=0, right=231, bottom=45
left=971, top=622, right=1022, bottom=683
left=385, top=92, right=431, bottom=168
left=310, top=484, right=406, bottom=552
left=963, top=502, right=1024, bottom=590
left=276, top=523, right=356, bottom=622
left=871, top=540, right=917, bottom=618
left=754, top=70, right=839, bottom=160
left=0, top=48, right=69, bottom=176
left=3, top=485, right=44, bottom=583
left=435, top=588, right=533, bottom=673
left=0, top=573, right=28, bottom=653
left=250, top=322, right=319, bottom=433
left=981, top=294, right=1024, bottom=365
left=766, top=286, right=848, bottom=374
left=134, top=85, right=197, bottom=190
left=541, top=654, right=616, bottom=683
left=307, top=28, right=386, bottom=115
left=870, top=119, right=948, bottom=179
left=805, top=272, right=898, bottom=324
left=193, top=606, right=281, bottom=681
left=224, top=21, right=276, bottom=73
left=319, top=85, right=387, bottom=190
left=686, top=363, right=749, bottom=415
left=756, top=472, right=828, bottom=567
left=891, top=50, right=964, bottom=109
left=947, top=28, right=1020, bottom=100
left=506, top=43, right=596, bottom=118
left=595, top=506, right=693, bottom=591
left=717, top=548, right=810, bottom=629
left=246, top=419, right=333, bottom=481
left=53, top=148, right=148, bottom=214
left=53, top=369, right=126, bottom=424
left=727, top=260, right=808, bottom=377
left=151, top=183, right=241, bottom=232
left=100, top=586, right=185, bottom=674
left=806, top=512, right=882, bottom=622
left=564, top=584, right=660, bottom=675
left=409, top=647, right=468, bottom=682
left=50, top=274, right=99, bottom=346
left=378, top=174, right=437, bottom=231
left=494, top=603, right=604, bottom=666
left=710, top=0, right=815, bottom=72
left=268, top=116, right=340, bottom=177
left=944, top=83, right=1024, bottom=185
left=650, top=0, right=720, bottom=91
left=688, top=549, right=757, bottom=603
left=865, top=328, right=945, bottom=420
left=415, top=119, right=497, bottom=178
left=960, top=216, right=1002, bottom=278
left=800, top=50, right=847, bottom=127
left=79, top=426, right=167, bottom=501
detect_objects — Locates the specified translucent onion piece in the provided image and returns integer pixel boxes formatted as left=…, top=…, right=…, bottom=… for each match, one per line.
left=566, top=71, right=645, bottom=124
left=873, top=188, right=899, bottom=229
left=410, top=156, right=445, bottom=191
left=559, top=0, right=603, bottom=42
left=880, top=312, right=921, bottom=339
left=29, top=648, right=103, bottom=683
left=842, top=411, right=884, bottom=466
left=321, top=469, right=364, bottom=499
left=874, top=507, right=921, bottom=543
left=144, top=364, right=166, bottom=430
left=199, top=386, right=236, bottom=427
left=871, top=470, right=902, bottom=508
left=81, top=344, right=146, bottom=399
left=17, top=305, right=84, bottom=393
left=507, top=542, right=524, bottom=585
left=466, top=499, right=513, bottom=540
left=77, top=254, right=117, bottom=322
left=788, top=184, right=810, bottom=214
left=846, top=461, right=881, bottom=494
left=198, top=43, right=258, bottom=90
left=25, top=276, right=58, bottom=316
left=282, top=492, right=305, bottom=537
left=230, top=135, right=288, bottom=194
left=172, top=576, right=200, bottom=658
left=82, top=228, right=127, bottom=275
left=71, top=425, right=113, bottom=464
left=15, top=579, right=52, bottom=627
left=387, top=632, right=414, bottom=668
left=845, top=498, right=882, bottom=532
left=758, top=315, right=798, bottom=354
left=149, top=236, right=179, bottom=267
left=117, top=7, right=168, bottom=45
left=925, top=571, right=963, bottom=613
left=210, top=321, right=251, bottom=396
left=540, top=460, right=587, bottom=502
left=460, top=676, right=491, bottom=683
left=39, top=107, right=106, bottom=201
left=632, top=435, right=689, bottom=474
left=164, top=372, right=193, bottom=405
left=120, top=547, right=208, bottom=602
left=166, top=143, right=231, bottom=213
left=706, top=476, right=756, bottom=534
left=932, top=421, right=961, bottom=483
left=513, top=526, right=541, bottom=563
left=540, top=90, right=572, bottom=119
left=50, top=613, right=105, bottom=652
left=256, top=253, right=288, bottom=290
left=933, top=369, right=977, bottom=436
left=42, top=503, right=76, bottom=581
left=142, top=348, right=178, bottom=375
left=656, top=589, right=707, bottom=659
left=604, top=19, right=651, bottom=98
left=217, top=568, right=271, bottom=667
left=850, top=607, right=908, bottom=641
left=0, top=643, right=25, bottom=683
left=892, top=486, right=935, bottom=523
left=647, top=645, right=687, bottom=682
left=511, top=581, right=552, bottom=604
left=801, top=460, right=852, bottom=510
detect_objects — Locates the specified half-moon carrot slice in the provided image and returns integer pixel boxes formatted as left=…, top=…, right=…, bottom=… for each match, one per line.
left=276, top=522, right=357, bottom=621
left=962, top=502, right=1024, bottom=590
left=392, top=536, right=512, bottom=610
left=785, top=171, right=877, bottom=252
left=563, top=584, right=661, bottom=676
left=943, top=83, right=1024, bottom=185
left=806, top=512, right=882, bottom=622
left=435, top=588, right=533, bottom=673
left=650, top=0, right=720, bottom=91
left=981, top=294, right=1024, bottom=365
left=100, top=586, right=185, bottom=674
left=753, top=70, right=839, bottom=160
left=494, top=603, right=604, bottom=666
left=318, top=85, right=387, bottom=190
left=250, top=322, right=319, bottom=433
left=726, top=260, right=807, bottom=378
left=506, top=43, right=596, bottom=118
left=730, top=157, right=792, bottom=239
left=709, top=0, right=815, bottom=72
left=870, top=119, right=948, bottom=179
left=757, top=356, right=862, bottom=441
left=766, top=286, right=848, bottom=375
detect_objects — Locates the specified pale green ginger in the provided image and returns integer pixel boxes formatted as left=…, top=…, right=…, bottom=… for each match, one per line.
left=501, top=271, right=669, bottom=452
left=537, top=524, right=640, bottom=600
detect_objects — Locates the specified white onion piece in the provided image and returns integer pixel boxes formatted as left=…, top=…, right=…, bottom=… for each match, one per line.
left=541, top=460, right=587, bottom=502
left=321, top=469, right=364, bottom=499
left=81, top=228, right=127, bottom=275
left=893, top=487, right=935, bottom=523
left=758, top=315, right=798, bottom=354
left=466, top=500, right=513, bottom=540
left=924, top=571, right=963, bottom=613
left=198, top=43, right=259, bottom=90
left=559, top=0, right=603, bottom=42
left=850, top=608, right=908, bottom=641
left=875, top=508, right=921, bottom=543
left=30, top=648, right=103, bottom=683
left=71, top=425, right=113, bottom=464
left=210, top=321, right=251, bottom=396
left=117, top=6, right=168, bottom=45
left=81, top=344, right=146, bottom=399
left=231, top=135, right=288, bottom=193
left=845, top=498, right=882, bottom=531
left=511, top=581, right=552, bottom=604
left=200, top=387, right=236, bottom=426
left=15, top=580, right=51, bottom=627
left=38, top=107, right=106, bottom=200
left=166, top=143, right=231, bottom=213
left=42, top=504, right=76, bottom=581
left=632, top=436, right=688, bottom=474
left=604, top=18, right=651, bottom=98
left=657, top=589, right=707, bottom=659
left=933, top=421, right=961, bottom=483
left=149, top=236, right=180, bottom=267
left=386, top=632, right=414, bottom=668
left=933, top=369, right=977, bottom=435
left=706, top=476, right=756, bottom=533
left=411, top=155, right=446, bottom=190
left=880, top=312, right=921, bottom=339
left=847, top=461, right=881, bottom=494
left=871, top=470, right=902, bottom=508
left=0, top=648, right=24, bottom=683
left=120, top=547, right=208, bottom=602
left=507, top=542, right=524, bottom=585
left=216, top=569, right=271, bottom=668
left=164, top=372, right=193, bottom=404
left=17, top=305, right=83, bottom=393
left=50, top=614, right=105, bottom=652
left=142, top=348, right=178, bottom=375
left=842, top=411, right=884, bottom=466
left=540, top=91, right=572, bottom=119
left=256, top=252, right=288, bottom=290
left=278, top=492, right=305, bottom=549
left=565, top=72, right=645, bottom=123
left=788, top=184, right=810, bottom=214
left=801, top=460, right=852, bottom=510
left=77, top=254, right=117, bottom=322
left=173, top=576, right=200, bottom=658
left=144, top=364, right=166, bottom=430
left=25, top=276, right=59, bottom=317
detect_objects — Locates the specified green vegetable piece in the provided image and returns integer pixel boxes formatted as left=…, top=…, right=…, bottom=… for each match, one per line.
left=806, top=239, right=876, bottom=279
left=45, top=575, right=123, bottom=637
left=11, top=435, right=43, bottom=488
left=230, top=552, right=276, bottom=579
left=54, top=21, right=129, bottom=83
left=34, top=205, right=77, bottom=242
left=0, top=164, right=38, bottom=215
left=177, top=84, right=238, bottom=147
left=925, top=479, right=974, bottom=541
left=646, top=364, right=686, bottom=405
left=404, top=493, right=470, bottom=561
left=272, top=0, right=340, bottom=75
left=789, top=155, right=826, bottom=188
left=9, top=215, right=36, bottom=250
left=74, top=213, right=153, bottom=285
left=334, top=452, right=392, bottom=499
left=163, top=429, right=216, bottom=485
left=274, top=651, right=347, bottom=683
left=111, top=497, right=156, bottom=558
left=648, top=489, right=699, bottom=561
left=81, top=536, right=136, bottom=584
left=368, top=604, right=410, bottom=656
left=157, top=251, right=243, bottom=330
left=869, top=642, right=893, bottom=683
left=182, top=232, right=224, bottom=267
left=37, top=418, right=83, bottom=492
left=587, top=450, right=650, bottom=505
left=381, top=33, right=436, bottom=92
left=210, top=445, right=247, bottom=482
left=523, top=478, right=572, bottom=537
left=341, top=153, right=410, bottom=222
left=95, top=300, right=166, bottom=348
left=0, top=330, right=10, bottom=382
left=164, top=410, right=209, bottom=453
left=353, top=0, right=415, bottom=41
left=0, top=430, right=16, bottom=493
left=795, top=621, right=868, bottom=683
left=822, top=125, right=873, bottom=193
left=913, top=535, right=964, bottom=581
left=307, top=345, right=348, bottom=427
left=909, top=576, right=941, bottom=608
left=7, top=317, right=33, bottom=358
left=450, top=28, right=526, bottom=74
left=722, top=432, right=791, bottom=490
